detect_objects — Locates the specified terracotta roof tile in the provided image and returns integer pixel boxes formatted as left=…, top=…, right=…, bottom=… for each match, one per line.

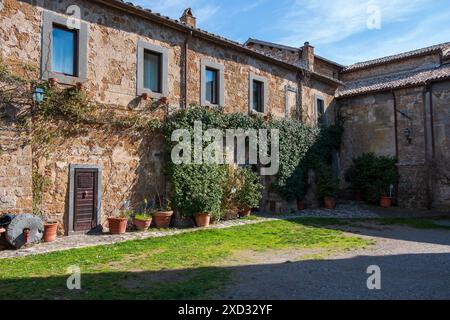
left=337, top=65, right=450, bottom=98
left=343, top=43, right=450, bottom=73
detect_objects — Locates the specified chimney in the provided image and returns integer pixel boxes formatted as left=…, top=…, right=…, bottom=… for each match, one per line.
left=180, top=8, right=196, bottom=28
left=301, top=42, right=315, bottom=71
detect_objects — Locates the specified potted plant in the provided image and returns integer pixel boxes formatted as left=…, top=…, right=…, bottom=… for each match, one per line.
left=233, top=167, right=263, bottom=218
left=171, top=164, right=227, bottom=228
left=316, top=163, right=339, bottom=210
left=133, top=199, right=153, bottom=231
left=152, top=192, right=173, bottom=229
left=108, top=210, right=131, bottom=234
left=36, top=212, right=58, bottom=243
left=43, top=219, right=58, bottom=242
left=380, top=185, right=395, bottom=208
left=297, top=198, right=306, bottom=210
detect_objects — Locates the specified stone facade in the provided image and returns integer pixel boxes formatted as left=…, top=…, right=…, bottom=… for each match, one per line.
left=1, top=0, right=449, bottom=236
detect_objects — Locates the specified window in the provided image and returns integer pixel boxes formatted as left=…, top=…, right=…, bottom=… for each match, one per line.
left=201, top=60, right=224, bottom=106
left=143, top=50, right=162, bottom=93
left=41, top=11, right=88, bottom=84
left=52, top=25, right=77, bottom=76
left=316, top=97, right=326, bottom=127
left=252, top=80, right=264, bottom=113
left=137, top=41, right=169, bottom=98
left=205, top=68, right=218, bottom=105
left=249, top=74, right=268, bottom=114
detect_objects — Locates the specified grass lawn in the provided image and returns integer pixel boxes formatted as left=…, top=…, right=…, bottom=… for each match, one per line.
left=0, top=218, right=372, bottom=300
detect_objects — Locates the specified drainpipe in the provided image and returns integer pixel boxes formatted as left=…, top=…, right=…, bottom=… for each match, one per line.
left=427, top=82, right=436, bottom=159
left=391, top=90, right=399, bottom=159
left=183, top=30, right=193, bottom=109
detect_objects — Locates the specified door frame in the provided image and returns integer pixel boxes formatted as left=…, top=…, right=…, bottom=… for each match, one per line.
left=68, top=164, right=102, bottom=235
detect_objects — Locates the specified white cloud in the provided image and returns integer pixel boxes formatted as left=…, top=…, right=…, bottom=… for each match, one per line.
left=278, top=0, right=429, bottom=46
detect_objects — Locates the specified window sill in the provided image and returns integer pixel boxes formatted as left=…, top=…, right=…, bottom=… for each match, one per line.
left=138, top=88, right=167, bottom=100
left=249, top=109, right=266, bottom=116
left=42, top=71, right=87, bottom=86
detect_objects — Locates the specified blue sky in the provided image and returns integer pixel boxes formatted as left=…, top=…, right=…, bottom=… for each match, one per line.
left=133, top=0, right=450, bottom=65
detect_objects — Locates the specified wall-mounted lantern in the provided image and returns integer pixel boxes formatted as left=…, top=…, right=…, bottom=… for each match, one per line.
left=403, top=127, right=412, bottom=144
left=32, top=87, right=45, bottom=104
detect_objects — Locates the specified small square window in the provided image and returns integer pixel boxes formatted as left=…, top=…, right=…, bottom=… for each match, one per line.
left=252, top=80, right=264, bottom=113
left=316, top=98, right=326, bottom=127
left=52, top=25, right=78, bottom=76
left=205, top=68, right=219, bottom=105
left=143, top=50, right=162, bottom=93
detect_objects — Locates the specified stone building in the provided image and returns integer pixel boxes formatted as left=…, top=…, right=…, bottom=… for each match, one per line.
left=0, top=0, right=449, bottom=234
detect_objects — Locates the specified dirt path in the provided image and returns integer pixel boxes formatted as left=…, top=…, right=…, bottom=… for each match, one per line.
left=213, top=223, right=450, bottom=300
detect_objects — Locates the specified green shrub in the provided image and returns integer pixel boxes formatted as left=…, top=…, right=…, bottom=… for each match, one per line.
left=171, top=164, right=227, bottom=219
left=316, top=162, right=339, bottom=199
left=346, top=153, right=398, bottom=204
left=232, top=167, right=263, bottom=210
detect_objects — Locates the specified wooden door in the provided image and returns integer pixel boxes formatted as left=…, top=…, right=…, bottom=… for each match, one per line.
left=74, top=169, right=97, bottom=232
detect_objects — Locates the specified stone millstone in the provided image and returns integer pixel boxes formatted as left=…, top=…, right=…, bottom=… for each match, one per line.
left=5, top=214, right=44, bottom=249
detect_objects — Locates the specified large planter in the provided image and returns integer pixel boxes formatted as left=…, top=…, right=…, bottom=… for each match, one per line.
left=152, top=211, right=173, bottom=229
left=195, top=213, right=211, bottom=228
left=108, top=217, right=128, bottom=234
left=324, top=197, right=337, bottom=209
left=297, top=199, right=306, bottom=211
left=43, top=221, right=58, bottom=242
left=134, top=218, right=152, bottom=232
left=239, top=208, right=252, bottom=218
left=380, top=196, right=392, bottom=208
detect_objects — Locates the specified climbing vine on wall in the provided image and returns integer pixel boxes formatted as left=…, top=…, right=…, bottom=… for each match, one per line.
left=162, top=107, right=345, bottom=202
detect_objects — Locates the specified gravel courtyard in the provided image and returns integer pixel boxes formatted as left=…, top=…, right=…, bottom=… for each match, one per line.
left=215, top=221, right=450, bottom=300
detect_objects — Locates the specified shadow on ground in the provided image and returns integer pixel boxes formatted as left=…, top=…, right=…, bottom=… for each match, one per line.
left=1, top=251, right=449, bottom=300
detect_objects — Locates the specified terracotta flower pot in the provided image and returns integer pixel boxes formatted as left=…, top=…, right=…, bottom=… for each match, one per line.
left=49, top=78, right=58, bottom=87
left=324, top=197, right=337, bottom=209
left=75, top=82, right=83, bottom=91
left=159, top=97, right=169, bottom=104
left=134, top=218, right=152, bottom=232
left=239, top=208, right=252, bottom=218
left=141, top=92, right=150, bottom=100
left=195, top=213, right=211, bottom=228
left=152, top=211, right=173, bottom=229
left=297, top=200, right=306, bottom=211
left=108, top=217, right=128, bottom=234
left=380, top=196, right=392, bottom=208
left=43, top=222, right=58, bottom=242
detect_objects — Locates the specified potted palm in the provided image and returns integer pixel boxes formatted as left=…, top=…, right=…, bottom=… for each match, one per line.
left=108, top=210, right=131, bottom=234
left=233, top=167, right=263, bottom=218
left=133, top=199, right=153, bottom=231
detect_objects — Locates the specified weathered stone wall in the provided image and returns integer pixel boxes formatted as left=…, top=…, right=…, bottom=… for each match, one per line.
left=0, top=126, right=32, bottom=214
left=314, top=59, right=341, bottom=80
left=394, top=87, right=430, bottom=208
left=341, top=54, right=441, bottom=82
left=301, top=77, right=338, bottom=125
left=339, top=92, right=396, bottom=181
left=0, top=0, right=307, bottom=228
left=34, top=127, right=165, bottom=234
left=188, top=38, right=299, bottom=118
left=431, top=80, right=450, bottom=209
